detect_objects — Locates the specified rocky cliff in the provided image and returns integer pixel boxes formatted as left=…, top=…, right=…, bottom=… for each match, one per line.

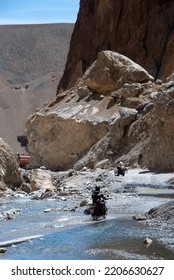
left=26, top=50, right=174, bottom=171
left=58, top=0, right=174, bottom=93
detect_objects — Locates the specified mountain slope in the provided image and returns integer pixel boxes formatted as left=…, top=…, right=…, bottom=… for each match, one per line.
left=0, top=72, right=60, bottom=152
left=0, top=23, right=74, bottom=84
left=0, top=75, right=11, bottom=90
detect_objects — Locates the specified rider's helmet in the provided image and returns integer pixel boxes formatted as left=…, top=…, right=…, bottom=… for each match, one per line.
left=95, top=186, right=100, bottom=192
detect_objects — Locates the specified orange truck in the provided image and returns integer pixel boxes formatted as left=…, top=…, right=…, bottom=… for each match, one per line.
left=17, top=153, right=30, bottom=168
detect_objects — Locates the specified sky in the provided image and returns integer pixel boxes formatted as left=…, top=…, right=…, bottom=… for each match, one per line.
left=0, top=0, right=80, bottom=25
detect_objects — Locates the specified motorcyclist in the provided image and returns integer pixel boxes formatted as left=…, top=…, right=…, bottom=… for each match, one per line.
left=84, top=187, right=107, bottom=218
left=91, top=186, right=107, bottom=204
left=94, top=199, right=105, bottom=216
left=115, top=161, right=125, bottom=176
left=91, top=187, right=107, bottom=216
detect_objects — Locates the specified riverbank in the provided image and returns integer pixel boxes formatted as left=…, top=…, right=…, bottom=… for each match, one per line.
left=0, top=168, right=174, bottom=259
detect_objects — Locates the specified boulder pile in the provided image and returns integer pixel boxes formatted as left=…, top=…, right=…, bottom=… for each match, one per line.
left=26, top=51, right=174, bottom=171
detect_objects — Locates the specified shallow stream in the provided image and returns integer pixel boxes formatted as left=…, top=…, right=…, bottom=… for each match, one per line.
left=0, top=169, right=174, bottom=260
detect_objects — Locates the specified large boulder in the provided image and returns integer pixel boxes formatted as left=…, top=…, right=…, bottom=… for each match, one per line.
left=27, top=111, right=108, bottom=170
left=27, top=51, right=154, bottom=170
left=77, top=51, right=153, bottom=93
left=27, top=46, right=174, bottom=171
left=30, top=169, right=55, bottom=192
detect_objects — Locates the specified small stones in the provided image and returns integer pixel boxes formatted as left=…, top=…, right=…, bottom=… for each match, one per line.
left=143, top=238, right=153, bottom=247
left=0, top=247, right=7, bottom=254
left=133, top=214, right=147, bottom=221
left=79, top=198, right=91, bottom=207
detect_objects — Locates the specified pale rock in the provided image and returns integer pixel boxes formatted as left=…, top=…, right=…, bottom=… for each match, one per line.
left=121, top=83, right=142, bottom=99
left=0, top=138, right=22, bottom=193
left=78, top=51, right=153, bottom=93
left=44, top=208, right=53, bottom=213
left=94, top=159, right=109, bottom=169
left=143, top=238, right=153, bottom=247
left=30, top=169, right=54, bottom=191
left=79, top=198, right=91, bottom=207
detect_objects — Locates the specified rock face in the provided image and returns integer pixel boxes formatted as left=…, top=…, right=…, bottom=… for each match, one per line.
left=26, top=50, right=174, bottom=171
left=0, top=138, right=22, bottom=192
left=58, top=0, right=174, bottom=93
left=140, top=81, right=174, bottom=170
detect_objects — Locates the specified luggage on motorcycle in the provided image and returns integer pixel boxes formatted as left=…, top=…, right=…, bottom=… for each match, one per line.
left=84, top=208, right=90, bottom=215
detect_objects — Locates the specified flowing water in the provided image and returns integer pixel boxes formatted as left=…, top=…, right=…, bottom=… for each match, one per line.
left=0, top=169, right=174, bottom=260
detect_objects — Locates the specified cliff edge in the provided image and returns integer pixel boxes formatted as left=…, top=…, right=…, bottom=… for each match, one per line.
left=58, top=0, right=174, bottom=92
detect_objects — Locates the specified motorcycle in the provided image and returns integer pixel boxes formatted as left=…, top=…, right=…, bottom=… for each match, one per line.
left=84, top=199, right=107, bottom=220
left=115, top=166, right=128, bottom=176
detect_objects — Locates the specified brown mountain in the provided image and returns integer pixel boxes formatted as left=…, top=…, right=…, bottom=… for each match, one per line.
left=0, top=23, right=74, bottom=152
left=0, top=75, right=11, bottom=90
left=0, top=73, right=60, bottom=152
left=58, top=0, right=174, bottom=93
left=0, top=23, right=74, bottom=84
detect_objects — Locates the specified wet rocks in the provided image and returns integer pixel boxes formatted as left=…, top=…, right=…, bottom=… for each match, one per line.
left=31, top=188, right=55, bottom=200
left=165, top=177, right=174, bottom=185
left=0, top=247, right=7, bottom=254
left=0, top=209, right=21, bottom=221
left=143, top=238, right=153, bottom=247
left=133, top=214, right=148, bottom=221
left=44, top=208, right=54, bottom=213
left=147, top=201, right=174, bottom=223
left=134, top=201, right=174, bottom=226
